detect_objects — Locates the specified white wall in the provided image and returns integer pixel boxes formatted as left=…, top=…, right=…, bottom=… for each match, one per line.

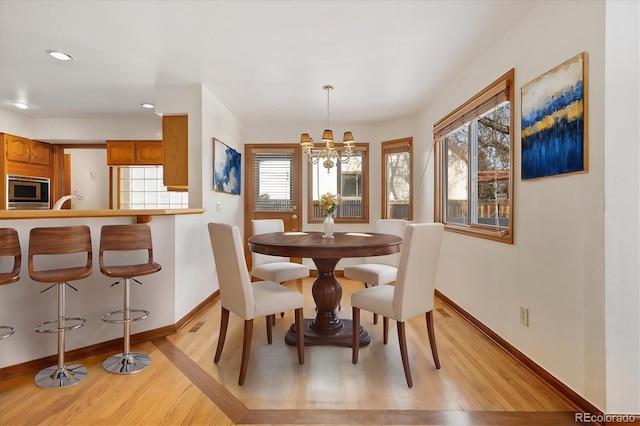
left=0, top=109, right=161, bottom=143
left=604, top=0, right=640, bottom=414
left=0, top=108, right=32, bottom=137
left=66, top=148, right=110, bottom=209
left=155, top=84, right=244, bottom=320
left=415, top=0, right=619, bottom=411
left=31, top=117, right=161, bottom=142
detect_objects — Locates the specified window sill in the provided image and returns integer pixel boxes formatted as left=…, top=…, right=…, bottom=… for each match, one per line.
left=443, top=222, right=513, bottom=244
left=309, top=217, right=368, bottom=224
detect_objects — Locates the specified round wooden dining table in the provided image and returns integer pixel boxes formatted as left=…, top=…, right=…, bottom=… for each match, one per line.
left=248, top=231, right=402, bottom=347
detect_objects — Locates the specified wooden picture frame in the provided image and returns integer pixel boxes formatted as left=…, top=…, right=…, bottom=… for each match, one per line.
left=521, top=52, right=588, bottom=180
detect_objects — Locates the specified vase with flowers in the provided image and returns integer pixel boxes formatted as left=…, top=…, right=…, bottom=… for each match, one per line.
left=318, top=192, right=340, bottom=239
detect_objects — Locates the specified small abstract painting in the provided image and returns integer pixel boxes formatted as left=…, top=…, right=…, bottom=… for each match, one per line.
left=214, top=138, right=241, bottom=195
left=521, top=52, right=587, bottom=180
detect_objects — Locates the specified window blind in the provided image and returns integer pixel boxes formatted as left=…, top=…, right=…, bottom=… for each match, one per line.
left=253, top=152, right=293, bottom=211
left=434, top=80, right=509, bottom=138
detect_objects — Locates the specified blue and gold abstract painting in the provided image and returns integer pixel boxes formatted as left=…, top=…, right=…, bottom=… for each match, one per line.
left=521, top=53, right=587, bottom=179
left=214, top=139, right=241, bottom=195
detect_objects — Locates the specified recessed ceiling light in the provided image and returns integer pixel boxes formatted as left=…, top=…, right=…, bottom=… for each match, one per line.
left=12, top=101, right=29, bottom=109
left=141, top=103, right=155, bottom=109
left=47, top=50, right=73, bottom=61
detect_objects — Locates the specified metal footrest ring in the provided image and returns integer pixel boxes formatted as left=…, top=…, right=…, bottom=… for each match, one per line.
left=34, top=317, right=86, bottom=333
left=0, top=325, right=16, bottom=340
left=102, top=309, right=150, bottom=324
left=35, top=363, right=87, bottom=388
left=103, top=352, right=151, bottom=374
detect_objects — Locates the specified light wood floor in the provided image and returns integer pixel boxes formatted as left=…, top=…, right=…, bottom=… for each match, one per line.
left=0, top=277, right=578, bottom=425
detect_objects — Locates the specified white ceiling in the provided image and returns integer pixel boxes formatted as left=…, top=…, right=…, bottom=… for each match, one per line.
left=0, top=0, right=539, bottom=127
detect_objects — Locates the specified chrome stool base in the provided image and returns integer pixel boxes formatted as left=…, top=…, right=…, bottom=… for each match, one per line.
left=0, top=325, right=15, bottom=340
left=103, top=352, right=151, bottom=374
left=35, top=364, right=87, bottom=388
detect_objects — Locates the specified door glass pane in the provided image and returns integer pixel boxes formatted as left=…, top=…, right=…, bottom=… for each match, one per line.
left=254, top=153, right=293, bottom=211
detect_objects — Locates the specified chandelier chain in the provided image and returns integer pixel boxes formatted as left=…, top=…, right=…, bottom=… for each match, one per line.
left=324, top=84, right=333, bottom=129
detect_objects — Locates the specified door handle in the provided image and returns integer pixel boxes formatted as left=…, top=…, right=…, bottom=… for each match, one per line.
left=291, top=205, right=298, bottom=211
left=291, top=214, right=298, bottom=219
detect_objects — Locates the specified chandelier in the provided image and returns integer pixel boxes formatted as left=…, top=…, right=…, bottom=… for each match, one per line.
left=300, top=84, right=354, bottom=171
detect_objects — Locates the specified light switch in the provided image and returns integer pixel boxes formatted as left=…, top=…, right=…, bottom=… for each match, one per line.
left=216, top=202, right=222, bottom=212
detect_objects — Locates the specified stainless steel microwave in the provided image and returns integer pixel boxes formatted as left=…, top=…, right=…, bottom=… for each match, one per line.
left=6, top=175, right=50, bottom=209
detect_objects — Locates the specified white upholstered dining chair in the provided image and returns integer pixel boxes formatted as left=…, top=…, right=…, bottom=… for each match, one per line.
left=207, top=222, right=304, bottom=385
left=343, top=219, right=407, bottom=324
left=351, top=222, right=444, bottom=388
left=251, top=219, right=310, bottom=284
left=251, top=219, right=310, bottom=322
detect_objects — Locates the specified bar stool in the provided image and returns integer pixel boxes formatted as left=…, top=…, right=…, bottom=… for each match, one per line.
left=0, top=228, right=21, bottom=340
left=99, top=224, right=161, bottom=374
left=29, top=225, right=92, bottom=388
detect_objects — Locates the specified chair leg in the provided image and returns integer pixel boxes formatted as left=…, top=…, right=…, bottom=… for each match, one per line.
left=426, top=310, right=441, bottom=369
left=352, top=307, right=360, bottom=364
left=238, top=319, right=254, bottom=385
left=214, top=307, right=229, bottom=363
left=266, top=315, right=273, bottom=344
left=397, top=321, right=413, bottom=388
left=35, top=282, right=87, bottom=388
left=102, top=277, right=151, bottom=375
left=383, top=317, right=389, bottom=344
left=295, top=308, right=304, bottom=364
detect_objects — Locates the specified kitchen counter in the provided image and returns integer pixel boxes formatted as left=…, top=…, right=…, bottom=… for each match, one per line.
left=0, top=208, right=205, bottom=223
left=0, top=208, right=216, bottom=371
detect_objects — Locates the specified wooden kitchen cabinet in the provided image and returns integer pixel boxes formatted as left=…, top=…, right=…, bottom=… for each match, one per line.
left=5, top=134, right=50, bottom=166
left=136, top=141, right=164, bottom=164
left=162, top=115, right=188, bottom=189
left=106, top=140, right=163, bottom=165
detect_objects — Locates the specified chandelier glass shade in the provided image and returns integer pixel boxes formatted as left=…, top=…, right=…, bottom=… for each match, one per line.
left=300, top=85, right=354, bottom=171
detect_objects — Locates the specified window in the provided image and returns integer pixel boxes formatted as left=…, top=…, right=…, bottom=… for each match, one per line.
left=253, top=151, right=294, bottom=212
left=382, top=137, right=412, bottom=220
left=308, top=144, right=369, bottom=223
left=119, top=166, right=188, bottom=209
left=434, top=69, right=514, bottom=243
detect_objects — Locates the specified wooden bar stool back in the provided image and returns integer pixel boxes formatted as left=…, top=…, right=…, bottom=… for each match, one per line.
left=0, top=228, right=21, bottom=340
left=29, top=225, right=92, bottom=388
left=99, top=224, right=161, bottom=374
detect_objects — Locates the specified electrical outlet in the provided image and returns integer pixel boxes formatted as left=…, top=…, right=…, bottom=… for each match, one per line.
left=520, top=307, right=529, bottom=327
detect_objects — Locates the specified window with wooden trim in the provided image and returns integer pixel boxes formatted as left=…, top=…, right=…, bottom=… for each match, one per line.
left=434, top=69, right=514, bottom=243
left=382, top=137, right=412, bottom=220
left=307, top=144, right=369, bottom=223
